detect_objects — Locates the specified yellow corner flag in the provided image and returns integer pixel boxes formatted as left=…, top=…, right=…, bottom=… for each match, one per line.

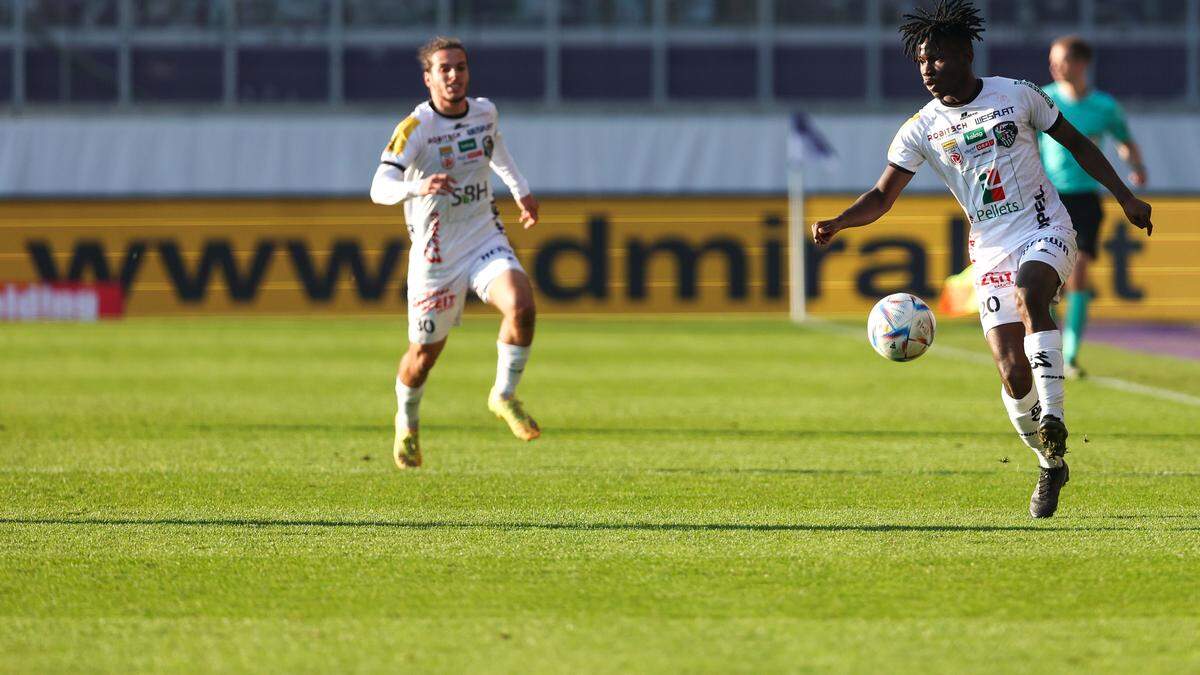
left=938, top=264, right=978, bottom=317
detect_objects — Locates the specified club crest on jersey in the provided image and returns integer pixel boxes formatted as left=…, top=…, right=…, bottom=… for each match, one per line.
left=439, top=145, right=455, bottom=169
left=483, top=135, right=494, bottom=159
left=993, top=121, right=1018, bottom=148
left=942, top=139, right=963, bottom=166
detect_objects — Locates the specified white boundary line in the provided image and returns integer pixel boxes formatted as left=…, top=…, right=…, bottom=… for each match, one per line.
left=806, top=317, right=1200, bottom=408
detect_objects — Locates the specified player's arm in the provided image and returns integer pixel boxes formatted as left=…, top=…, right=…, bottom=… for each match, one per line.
left=812, top=165, right=914, bottom=246
left=1046, top=115, right=1153, bottom=235
left=370, top=165, right=455, bottom=205
left=488, top=132, right=538, bottom=228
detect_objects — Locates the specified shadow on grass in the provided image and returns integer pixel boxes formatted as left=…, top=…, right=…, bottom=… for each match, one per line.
left=2, top=516, right=1196, bottom=533
left=187, top=423, right=1200, bottom=442
left=190, top=423, right=1019, bottom=440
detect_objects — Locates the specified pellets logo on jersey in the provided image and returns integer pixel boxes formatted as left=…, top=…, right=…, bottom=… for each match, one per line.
left=942, top=139, right=964, bottom=166
left=977, top=168, right=1006, bottom=204
left=993, top=122, right=1018, bottom=148
left=439, top=145, right=455, bottom=170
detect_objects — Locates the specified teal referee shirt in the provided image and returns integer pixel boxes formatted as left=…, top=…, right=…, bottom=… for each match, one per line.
left=1039, top=82, right=1132, bottom=195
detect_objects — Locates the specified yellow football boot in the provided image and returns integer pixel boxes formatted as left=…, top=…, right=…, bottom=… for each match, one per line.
left=393, top=422, right=422, bottom=469
left=488, top=395, right=541, bottom=441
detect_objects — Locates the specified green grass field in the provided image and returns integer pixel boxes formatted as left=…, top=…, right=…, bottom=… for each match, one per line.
left=2, top=316, right=1198, bottom=673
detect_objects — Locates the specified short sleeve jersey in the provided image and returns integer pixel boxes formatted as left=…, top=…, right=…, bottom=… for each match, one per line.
left=888, top=77, right=1074, bottom=274
left=380, top=98, right=505, bottom=259
left=1039, top=83, right=1131, bottom=194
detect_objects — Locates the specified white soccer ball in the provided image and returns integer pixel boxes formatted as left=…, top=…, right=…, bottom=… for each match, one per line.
left=867, top=293, right=936, bottom=362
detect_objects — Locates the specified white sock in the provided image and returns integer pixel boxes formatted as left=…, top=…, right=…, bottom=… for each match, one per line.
left=1000, top=385, right=1058, bottom=469
left=1024, top=330, right=1066, bottom=422
left=491, top=341, right=530, bottom=400
left=395, top=379, right=424, bottom=431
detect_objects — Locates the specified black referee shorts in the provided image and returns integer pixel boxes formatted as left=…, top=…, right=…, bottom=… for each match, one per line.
left=1059, top=192, right=1104, bottom=258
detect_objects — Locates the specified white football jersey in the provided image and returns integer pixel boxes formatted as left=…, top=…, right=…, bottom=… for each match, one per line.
left=888, top=77, right=1074, bottom=273
left=379, top=98, right=528, bottom=264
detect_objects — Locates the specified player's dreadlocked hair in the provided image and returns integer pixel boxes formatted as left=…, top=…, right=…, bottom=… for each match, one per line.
left=899, top=0, right=986, bottom=60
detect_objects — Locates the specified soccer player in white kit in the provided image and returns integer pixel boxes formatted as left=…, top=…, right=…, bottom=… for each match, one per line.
left=812, top=1, right=1153, bottom=518
left=370, top=37, right=542, bottom=469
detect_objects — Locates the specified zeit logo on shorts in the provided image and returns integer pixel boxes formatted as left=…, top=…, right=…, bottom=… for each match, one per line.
left=978, top=270, right=1014, bottom=288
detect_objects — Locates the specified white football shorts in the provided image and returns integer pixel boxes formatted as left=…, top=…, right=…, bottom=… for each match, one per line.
left=976, top=228, right=1078, bottom=335
left=406, top=229, right=525, bottom=344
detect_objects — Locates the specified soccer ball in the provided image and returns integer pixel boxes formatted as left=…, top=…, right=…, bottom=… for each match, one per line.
left=867, top=293, right=936, bottom=362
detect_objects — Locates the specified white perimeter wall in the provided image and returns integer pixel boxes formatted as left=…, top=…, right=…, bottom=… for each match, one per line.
left=2, top=112, right=1197, bottom=196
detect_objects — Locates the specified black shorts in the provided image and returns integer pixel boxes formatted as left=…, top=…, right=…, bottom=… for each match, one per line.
left=1060, top=192, right=1104, bottom=257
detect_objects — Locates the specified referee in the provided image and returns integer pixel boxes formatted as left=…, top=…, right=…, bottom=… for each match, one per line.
left=1041, top=35, right=1147, bottom=378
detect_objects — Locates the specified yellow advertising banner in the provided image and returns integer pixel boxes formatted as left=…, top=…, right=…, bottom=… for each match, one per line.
left=0, top=196, right=1194, bottom=318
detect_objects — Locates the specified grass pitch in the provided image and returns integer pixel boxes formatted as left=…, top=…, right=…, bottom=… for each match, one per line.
left=1, top=316, right=1198, bottom=673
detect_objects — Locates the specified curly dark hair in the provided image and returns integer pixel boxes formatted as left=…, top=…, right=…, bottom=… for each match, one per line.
left=899, top=0, right=986, bottom=60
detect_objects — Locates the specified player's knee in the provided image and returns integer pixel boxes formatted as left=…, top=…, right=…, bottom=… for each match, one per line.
left=407, top=343, right=442, bottom=374
left=999, top=355, right=1033, bottom=398
left=1015, top=285, right=1051, bottom=315
left=510, top=298, right=536, bottom=328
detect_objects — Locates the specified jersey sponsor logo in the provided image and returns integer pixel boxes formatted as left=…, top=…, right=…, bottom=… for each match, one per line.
left=993, top=121, right=1018, bottom=148
left=465, top=122, right=494, bottom=136
left=964, top=127, right=986, bottom=144
left=977, top=168, right=1007, bottom=204
left=974, top=139, right=995, bottom=152
left=457, top=138, right=477, bottom=152
left=942, top=139, right=964, bottom=166
left=1033, top=184, right=1052, bottom=228
left=978, top=270, right=1015, bottom=288
left=928, top=122, right=970, bottom=141
left=465, top=149, right=484, bottom=160
left=970, top=106, right=1015, bottom=126
left=439, top=145, right=455, bottom=169
left=427, top=132, right=461, bottom=144
left=412, top=287, right=457, bottom=312
left=450, top=181, right=491, bottom=207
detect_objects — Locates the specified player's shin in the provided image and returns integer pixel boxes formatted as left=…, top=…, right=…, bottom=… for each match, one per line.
left=395, top=379, right=424, bottom=431
left=1024, top=330, right=1066, bottom=421
left=491, top=341, right=530, bottom=400
left=1000, top=386, right=1059, bottom=468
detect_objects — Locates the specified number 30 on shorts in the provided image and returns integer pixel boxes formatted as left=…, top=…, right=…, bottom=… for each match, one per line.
left=982, top=296, right=1001, bottom=316
left=414, top=319, right=436, bottom=334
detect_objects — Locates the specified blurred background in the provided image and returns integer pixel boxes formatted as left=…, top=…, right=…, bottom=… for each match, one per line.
left=1, top=0, right=1197, bottom=333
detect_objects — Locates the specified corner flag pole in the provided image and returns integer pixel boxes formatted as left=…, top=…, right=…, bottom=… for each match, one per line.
left=787, top=167, right=807, bottom=323
left=787, top=112, right=833, bottom=324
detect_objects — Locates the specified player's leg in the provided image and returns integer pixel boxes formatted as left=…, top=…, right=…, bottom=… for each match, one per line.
left=978, top=256, right=1070, bottom=518
left=471, top=238, right=540, bottom=441
left=1061, top=193, right=1102, bottom=376
left=394, top=275, right=467, bottom=469
left=978, top=273, right=1048, bottom=467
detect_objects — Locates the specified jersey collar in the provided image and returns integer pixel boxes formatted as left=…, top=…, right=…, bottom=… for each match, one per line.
left=429, top=99, right=470, bottom=119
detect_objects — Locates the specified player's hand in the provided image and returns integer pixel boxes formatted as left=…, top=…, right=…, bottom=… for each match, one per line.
left=517, top=194, right=539, bottom=229
left=419, top=174, right=457, bottom=196
left=1119, top=196, right=1153, bottom=236
left=1129, top=167, right=1148, bottom=188
left=812, top=219, right=842, bottom=247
